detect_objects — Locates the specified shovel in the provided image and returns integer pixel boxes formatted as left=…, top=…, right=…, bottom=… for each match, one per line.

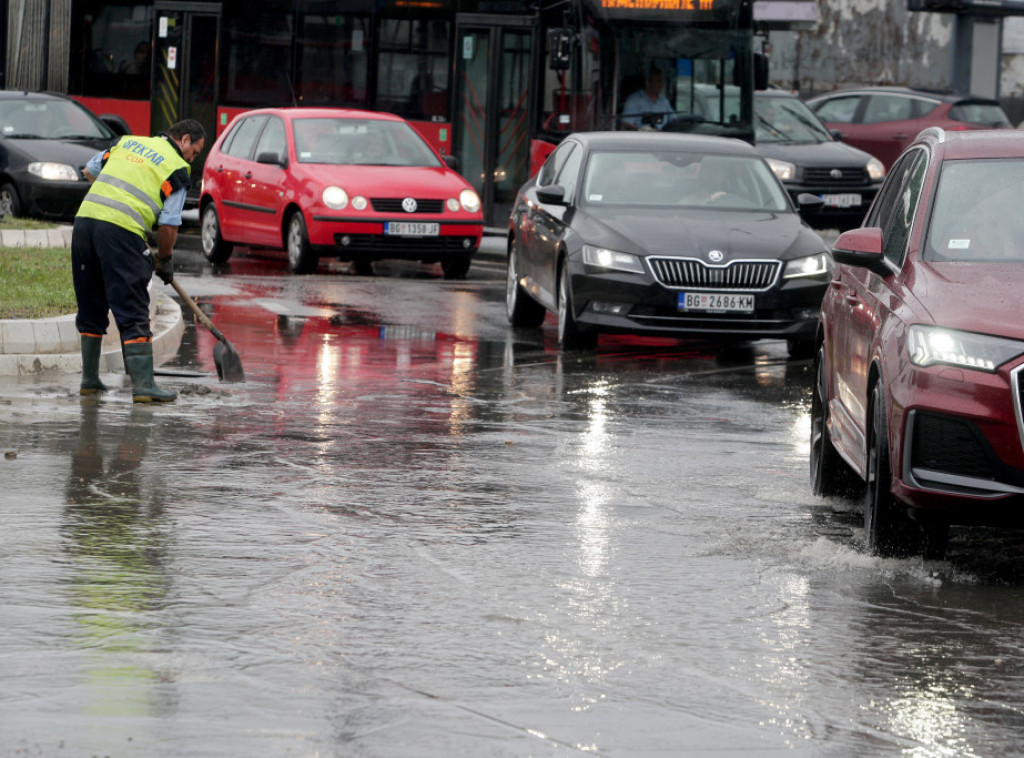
left=170, top=279, right=246, bottom=383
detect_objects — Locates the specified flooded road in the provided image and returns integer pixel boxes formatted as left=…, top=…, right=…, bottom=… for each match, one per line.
left=3, top=247, right=1024, bottom=756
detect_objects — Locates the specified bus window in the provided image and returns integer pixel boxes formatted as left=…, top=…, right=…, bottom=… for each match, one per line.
left=295, top=12, right=371, bottom=107
left=377, top=18, right=450, bottom=122
left=76, top=2, right=152, bottom=99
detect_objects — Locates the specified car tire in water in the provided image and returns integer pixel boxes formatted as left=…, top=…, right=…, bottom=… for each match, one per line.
left=864, top=381, right=922, bottom=557
left=201, top=204, right=234, bottom=264
left=0, top=183, right=22, bottom=218
left=557, top=258, right=598, bottom=350
left=810, top=346, right=859, bottom=498
left=506, top=238, right=546, bottom=328
left=286, top=211, right=319, bottom=275
left=442, top=253, right=472, bottom=280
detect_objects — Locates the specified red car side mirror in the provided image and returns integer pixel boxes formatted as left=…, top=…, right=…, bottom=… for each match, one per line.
left=832, top=226, right=890, bottom=276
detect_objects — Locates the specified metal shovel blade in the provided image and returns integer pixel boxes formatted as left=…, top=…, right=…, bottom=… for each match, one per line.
left=213, top=340, right=245, bottom=383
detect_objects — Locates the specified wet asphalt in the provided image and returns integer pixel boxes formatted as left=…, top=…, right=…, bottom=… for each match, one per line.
left=3, top=237, right=1024, bottom=756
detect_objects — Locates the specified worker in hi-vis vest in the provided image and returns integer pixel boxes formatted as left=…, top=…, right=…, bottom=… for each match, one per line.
left=72, top=119, right=206, bottom=403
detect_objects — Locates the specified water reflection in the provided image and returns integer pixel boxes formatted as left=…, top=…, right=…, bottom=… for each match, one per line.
left=63, top=403, right=168, bottom=718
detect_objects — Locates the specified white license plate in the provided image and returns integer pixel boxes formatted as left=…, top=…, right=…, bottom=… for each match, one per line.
left=385, top=222, right=439, bottom=237
left=821, top=193, right=861, bottom=208
left=679, top=292, right=755, bottom=313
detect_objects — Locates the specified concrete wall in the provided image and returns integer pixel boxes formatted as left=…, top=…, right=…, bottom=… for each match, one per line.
left=767, top=1, right=956, bottom=97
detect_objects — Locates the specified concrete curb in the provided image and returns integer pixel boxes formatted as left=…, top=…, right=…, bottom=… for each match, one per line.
left=0, top=225, right=74, bottom=248
left=0, top=285, right=184, bottom=376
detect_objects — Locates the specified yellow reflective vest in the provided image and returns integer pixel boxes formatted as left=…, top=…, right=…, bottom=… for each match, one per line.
left=77, top=135, right=191, bottom=239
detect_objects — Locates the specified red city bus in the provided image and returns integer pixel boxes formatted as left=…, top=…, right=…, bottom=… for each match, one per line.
left=64, top=0, right=764, bottom=225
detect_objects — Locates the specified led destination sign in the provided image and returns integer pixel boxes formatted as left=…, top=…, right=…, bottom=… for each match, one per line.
left=601, top=0, right=716, bottom=8
left=594, top=0, right=739, bottom=20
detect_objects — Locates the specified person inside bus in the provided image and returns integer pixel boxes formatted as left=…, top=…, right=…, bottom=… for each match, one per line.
left=622, top=68, right=674, bottom=130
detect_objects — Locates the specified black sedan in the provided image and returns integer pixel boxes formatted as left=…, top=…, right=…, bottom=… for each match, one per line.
left=506, top=132, right=831, bottom=355
left=755, top=90, right=885, bottom=231
left=0, top=91, right=120, bottom=219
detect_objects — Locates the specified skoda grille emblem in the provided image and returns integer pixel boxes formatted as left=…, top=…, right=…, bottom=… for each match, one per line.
left=402, top=197, right=418, bottom=213
left=708, top=250, right=724, bottom=263
left=830, top=169, right=843, bottom=180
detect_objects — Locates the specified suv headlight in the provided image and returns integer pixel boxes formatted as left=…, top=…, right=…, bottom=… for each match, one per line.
left=766, top=157, right=796, bottom=182
left=582, top=244, right=645, bottom=274
left=783, top=253, right=831, bottom=280
left=908, top=325, right=1024, bottom=373
left=28, top=162, right=79, bottom=181
left=867, top=157, right=885, bottom=181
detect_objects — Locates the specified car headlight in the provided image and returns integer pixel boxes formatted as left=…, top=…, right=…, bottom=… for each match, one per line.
left=28, top=162, right=80, bottom=181
left=908, top=325, right=1024, bottom=373
left=322, top=185, right=348, bottom=210
left=351, top=196, right=367, bottom=211
left=866, top=157, right=885, bottom=181
left=582, top=244, right=645, bottom=274
left=460, top=189, right=481, bottom=213
left=766, top=158, right=796, bottom=182
left=783, top=253, right=831, bottom=280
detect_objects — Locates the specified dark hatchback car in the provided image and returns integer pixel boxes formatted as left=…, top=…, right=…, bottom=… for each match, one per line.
left=0, top=91, right=120, bottom=219
left=506, top=131, right=831, bottom=355
left=806, top=86, right=1012, bottom=169
left=755, top=90, right=885, bottom=231
left=812, top=128, right=1024, bottom=559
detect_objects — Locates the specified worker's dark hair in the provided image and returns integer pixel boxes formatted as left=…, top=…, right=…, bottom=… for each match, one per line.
left=167, top=119, right=206, bottom=143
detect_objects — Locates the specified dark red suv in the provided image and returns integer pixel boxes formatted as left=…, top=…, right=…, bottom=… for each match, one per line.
left=811, top=127, right=1024, bottom=559
left=806, top=86, right=1012, bottom=169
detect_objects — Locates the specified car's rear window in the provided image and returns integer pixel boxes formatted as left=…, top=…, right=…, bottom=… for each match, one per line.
left=948, top=103, right=1012, bottom=127
left=582, top=150, right=790, bottom=212
left=925, top=158, right=1024, bottom=262
left=293, top=118, right=441, bottom=167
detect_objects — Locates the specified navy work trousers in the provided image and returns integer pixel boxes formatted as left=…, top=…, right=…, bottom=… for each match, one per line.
left=71, top=217, right=154, bottom=342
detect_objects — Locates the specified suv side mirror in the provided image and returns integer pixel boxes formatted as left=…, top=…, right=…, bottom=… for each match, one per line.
left=536, top=185, right=567, bottom=205
left=753, top=53, right=769, bottom=92
left=832, top=226, right=890, bottom=276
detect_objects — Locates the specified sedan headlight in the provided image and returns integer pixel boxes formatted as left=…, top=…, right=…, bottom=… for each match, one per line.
left=28, top=162, right=80, bottom=181
left=460, top=189, right=481, bottom=213
left=766, top=158, right=796, bottom=182
left=783, top=253, right=831, bottom=280
left=908, top=325, right=1024, bottom=373
left=322, top=185, right=348, bottom=210
left=582, top=244, right=645, bottom=274
left=866, top=157, right=885, bottom=181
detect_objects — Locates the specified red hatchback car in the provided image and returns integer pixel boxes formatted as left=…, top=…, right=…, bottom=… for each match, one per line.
left=812, top=128, right=1024, bottom=559
left=806, top=86, right=1012, bottom=170
left=200, top=108, right=483, bottom=277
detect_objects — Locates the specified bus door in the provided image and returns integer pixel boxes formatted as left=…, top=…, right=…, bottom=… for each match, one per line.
left=152, top=2, right=222, bottom=189
left=453, top=16, right=537, bottom=227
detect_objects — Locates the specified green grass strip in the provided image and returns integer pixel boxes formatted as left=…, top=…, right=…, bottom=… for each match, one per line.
left=0, top=247, right=77, bottom=319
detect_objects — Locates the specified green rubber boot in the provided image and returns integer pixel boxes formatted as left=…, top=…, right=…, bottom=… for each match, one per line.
left=123, top=342, right=177, bottom=404
left=79, top=335, right=109, bottom=395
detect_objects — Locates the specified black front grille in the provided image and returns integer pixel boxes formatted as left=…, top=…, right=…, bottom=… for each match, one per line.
left=803, top=167, right=869, bottom=186
left=648, top=257, right=781, bottom=291
left=334, top=233, right=473, bottom=256
left=370, top=198, right=445, bottom=213
left=911, top=413, right=997, bottom=480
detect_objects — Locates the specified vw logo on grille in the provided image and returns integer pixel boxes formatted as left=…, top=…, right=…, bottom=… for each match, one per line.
left=708, top=250, right=724, bottom=263
left=402, top=197, right=418, bottom=213
left=830, top=169, right=843, bottom=180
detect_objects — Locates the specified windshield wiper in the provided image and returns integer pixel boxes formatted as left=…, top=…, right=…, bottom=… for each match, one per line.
left=756, top=115, right=792, bottom=142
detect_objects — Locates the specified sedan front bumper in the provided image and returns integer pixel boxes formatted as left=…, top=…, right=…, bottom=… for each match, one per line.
left=568, top=263, right=827, bottom=341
